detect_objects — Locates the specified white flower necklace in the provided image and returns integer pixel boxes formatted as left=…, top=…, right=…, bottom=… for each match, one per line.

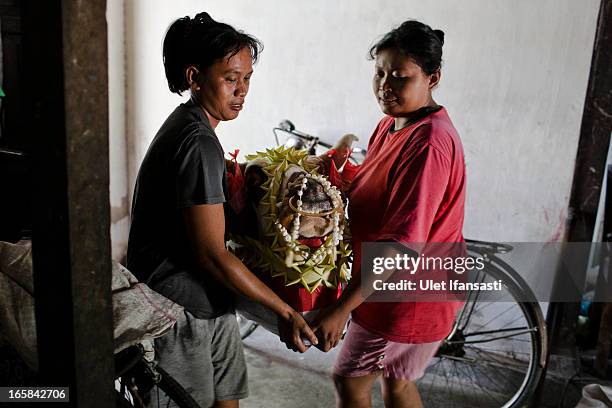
left=274, top=173, right=345, bottom=266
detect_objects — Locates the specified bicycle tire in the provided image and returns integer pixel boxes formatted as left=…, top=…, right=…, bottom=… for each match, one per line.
left=418, top=249, right=547, bottom=408
left=478, top=253, right=547, bottom=407
left=153, top=364, right=201, bottom=408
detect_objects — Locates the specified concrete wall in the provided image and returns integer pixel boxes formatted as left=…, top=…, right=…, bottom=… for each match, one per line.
left=115, top=0, right=600, bottom=245
left=107, top=0, right=129, bottom=261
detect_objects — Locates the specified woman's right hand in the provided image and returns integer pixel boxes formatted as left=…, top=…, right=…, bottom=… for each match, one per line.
left=278, top=310, right=318, bottom=353
left=183, top=203, right=318, bottom=351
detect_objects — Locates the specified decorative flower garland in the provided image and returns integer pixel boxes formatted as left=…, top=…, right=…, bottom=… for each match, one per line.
left=229, top=146, right=352, bottom=293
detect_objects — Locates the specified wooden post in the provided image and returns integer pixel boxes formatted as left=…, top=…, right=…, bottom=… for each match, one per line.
left=595, top=303, right=612, bottom=375
left=22, top=0, right=115, bottom=406
left=548, top=0, right=612, bottom=355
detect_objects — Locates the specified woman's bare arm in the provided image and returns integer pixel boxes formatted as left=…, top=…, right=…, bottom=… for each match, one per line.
left=183, top=203, right=318, bottom=352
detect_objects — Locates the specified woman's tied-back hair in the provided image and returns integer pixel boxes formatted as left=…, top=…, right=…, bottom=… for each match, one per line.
left=369, top=20, right=444, bottom=75
left=163, top=12, right=263, bottom=95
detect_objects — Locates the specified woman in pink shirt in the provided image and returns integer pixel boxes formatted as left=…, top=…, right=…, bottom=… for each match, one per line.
left=313, top=20, right=466, bottom=408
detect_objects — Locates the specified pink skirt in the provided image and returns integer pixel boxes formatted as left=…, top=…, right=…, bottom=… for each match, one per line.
left=333, top=321, right=441, bottom=381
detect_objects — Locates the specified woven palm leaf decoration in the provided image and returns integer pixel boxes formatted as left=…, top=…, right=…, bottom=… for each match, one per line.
left=230, top=146, right=352, bottom=293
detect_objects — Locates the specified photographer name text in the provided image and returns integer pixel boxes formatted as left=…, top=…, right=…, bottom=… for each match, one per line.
left=372, top=279, right=504, bottom=292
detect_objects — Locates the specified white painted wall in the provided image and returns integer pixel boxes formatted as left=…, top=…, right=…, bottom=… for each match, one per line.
left=107, top=0, right=129, bottom=261
left=119, top=0, right=600, bottom=243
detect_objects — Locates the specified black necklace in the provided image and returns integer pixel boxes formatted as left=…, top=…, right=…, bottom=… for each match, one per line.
left=389, top=105, right=442, bottom=133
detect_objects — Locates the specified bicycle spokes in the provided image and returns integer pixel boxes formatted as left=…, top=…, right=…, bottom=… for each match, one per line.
left=418, top=250, right=546, bottom=408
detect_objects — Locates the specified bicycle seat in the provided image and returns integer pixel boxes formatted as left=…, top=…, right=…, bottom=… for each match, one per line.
left=465, top=239, right=513, bottom=254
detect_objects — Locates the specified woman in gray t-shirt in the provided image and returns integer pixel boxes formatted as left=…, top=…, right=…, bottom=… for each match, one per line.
left=127, top=12, right=317, bottom=407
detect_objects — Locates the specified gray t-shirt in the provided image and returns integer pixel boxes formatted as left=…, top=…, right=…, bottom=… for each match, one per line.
left=127, top=99, right=231, bottom=319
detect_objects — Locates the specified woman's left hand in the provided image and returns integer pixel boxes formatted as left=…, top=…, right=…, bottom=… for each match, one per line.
left=278, top=310, right=318, bottom=353
left=311, top=306, right=350, bottom=352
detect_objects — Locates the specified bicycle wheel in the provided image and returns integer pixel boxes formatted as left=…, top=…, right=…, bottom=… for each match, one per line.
left=116, top=358, right=201, bottom=408
left=417, top=251, right=547, bottom=408
left=149, top=365, right=201, bottom=408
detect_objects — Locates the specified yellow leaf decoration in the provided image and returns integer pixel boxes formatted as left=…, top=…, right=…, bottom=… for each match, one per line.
left=229, top=146, right=352, bottom=292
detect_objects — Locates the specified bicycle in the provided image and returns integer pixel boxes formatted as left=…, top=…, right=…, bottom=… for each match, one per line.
left=238, top=120, right=548, bottom=408
left=114, top=343, right=200, bottom=408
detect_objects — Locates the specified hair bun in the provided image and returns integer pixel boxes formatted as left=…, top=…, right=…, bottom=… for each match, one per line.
left=433, top=29, right=445, bottom=45
left=193, top=12, right=215, bottom=26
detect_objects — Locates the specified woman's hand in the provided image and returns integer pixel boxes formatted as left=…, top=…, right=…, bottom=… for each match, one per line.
left=183, top=203, right=319, bottom=353
left=278, top=310, right=318, bottom=353
left=311, top=306, right=350, bottom=352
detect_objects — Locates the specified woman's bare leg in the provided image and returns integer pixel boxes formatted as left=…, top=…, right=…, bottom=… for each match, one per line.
left=334, top=373, right=380, bottom=408
left=381, top=378, right=423, bottom=408
left=213, top=399, right=239, bottom=408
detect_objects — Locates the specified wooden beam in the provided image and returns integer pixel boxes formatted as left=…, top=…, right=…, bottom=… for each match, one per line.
left=548, top=0, right=612, bottom=355
left=22, top=0, right=114, bottom=406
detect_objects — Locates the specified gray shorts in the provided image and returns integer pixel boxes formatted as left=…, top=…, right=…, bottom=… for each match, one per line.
left=151, top=310, right=248, bottom=407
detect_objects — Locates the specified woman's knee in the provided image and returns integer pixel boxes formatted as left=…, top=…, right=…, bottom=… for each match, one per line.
left=382, top=377, right=418, bottom=397
left=381, top=378, right=424, bottom=408
left=333, top=374, right=375, bottom=403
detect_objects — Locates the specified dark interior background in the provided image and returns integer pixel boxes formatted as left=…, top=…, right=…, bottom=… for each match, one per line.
left=0, top=0, right=31, bottom=242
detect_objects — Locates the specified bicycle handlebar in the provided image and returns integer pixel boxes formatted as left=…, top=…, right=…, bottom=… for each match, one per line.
left=274, top=120, right=366, bottom=160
